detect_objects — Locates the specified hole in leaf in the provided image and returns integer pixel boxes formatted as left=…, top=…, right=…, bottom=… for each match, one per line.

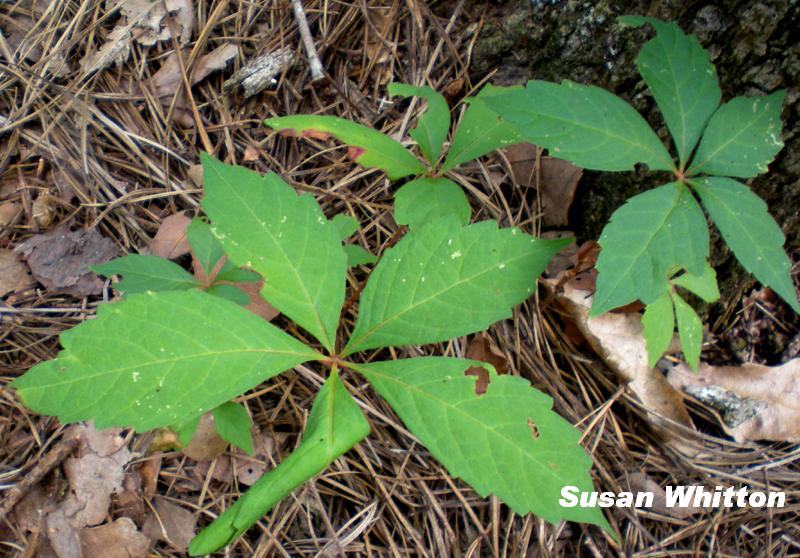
left=527, top=418, right=540, bottom=439
left=465, top=366, right=490, bottom=395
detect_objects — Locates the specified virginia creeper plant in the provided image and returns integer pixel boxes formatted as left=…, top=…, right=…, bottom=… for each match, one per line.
left=11, top=151, right=612, bottom=553
left=479, top=16, right=799, bottom=370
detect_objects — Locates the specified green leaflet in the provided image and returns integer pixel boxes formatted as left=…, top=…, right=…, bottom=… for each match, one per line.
left=688, top=90, right=785, bottom=178
left=671, top=291, right=703, bottom=371
left=343, top=219, right=571, bottom=355
left=264, top=115, right=427, bottom=180
left=442, top=84, right=523, bottom=171
left=641, top=291, right=675, bottom=368
left=206, top=284, right=250, bottom=306
left=331, top=214, right=359, bottom=239
left=482, top=80, right=674, bottom=172
left=212, top=401, right=254, bottom=455
left=187, top=218, right=229, bottom=277
left=690, top=177, right=799, bottom=313
left=11, top=290, right=320, bottom=431
left=201, top=154, right=347, bottom=351
left=215, top=268, right=261, bottom=284
left=388, top=83, right=450, bottom=167
left=394, top=177, right=471, bottom=230
left=188, top=369, right=370, bottom=555
left=671, top=263, right=720, bottom=303
left=593, top=182, right=709, bottom=315
left=93, top=255, right=199, bottom=294
left=352, top=358, right=612, bottom=533
left=344, top=244, right=377, bottom=266
left=621, top=16, right=720, bottom=167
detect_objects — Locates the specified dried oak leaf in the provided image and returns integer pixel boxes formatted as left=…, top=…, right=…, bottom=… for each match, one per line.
left=666, top=358, right=800, bottom=442
left=0, top=248, right=35, bottom=297
left=149, top=211, right=191, bottom=259
left=142, top=498, right=196, bottom=552
left=542, top=270, right=695, bottom=449
left=503, top=144, right=583, bottom=226
left=81, top=518, right=150, bottom=558
left=15, top=228, right=118, bottom=296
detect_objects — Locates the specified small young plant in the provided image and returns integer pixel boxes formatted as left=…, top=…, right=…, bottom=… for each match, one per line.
left=11, top=154, right=613, bottom=554
left=474, top=16, right=799, bottom=370
left=264, top=81, right=524, bottom=234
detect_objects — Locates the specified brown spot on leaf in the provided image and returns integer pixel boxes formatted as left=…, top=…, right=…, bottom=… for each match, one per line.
left=527, top=418, right=540, bottom=439
left=278, top=128, right=299, bottom=138
left=465, top=366, right=490, bottom=395
left=348, top=146, right=366, bottom=162
left=301, top=129, right=331, bottom=140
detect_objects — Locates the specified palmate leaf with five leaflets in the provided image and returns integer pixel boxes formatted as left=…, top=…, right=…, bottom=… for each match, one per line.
left=201, top=154, right=347, bottom=351
left=352, top=358, right=612, bottom=533
left=481, top=80, right=675, bottom=172
left=690, top=177, right=800, bottom=313
left=388, top=83, right=451, bottom=166
left=188, top=369, right=370, bottom=555
left=688, top=91, right=785, bottom=178
left=620, top=16, right=721, bottom=167
left=394, top=177, right=471, bottom=230
left=11, top=290, right=320, bottom=431
left=343, top=218, right=570, bottom=355
left=592, top=182, right=709, bottom=315
left=264, top=115, right=427, bottom=179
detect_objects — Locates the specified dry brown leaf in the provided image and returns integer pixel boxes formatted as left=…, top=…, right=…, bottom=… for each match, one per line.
left=46, top=508, right=82, bottom=558
left=81, top=518, right=150, bottom=558
left=666, top=359, right=800, bottom=442
left=186, top=164, right=203, bottom=187
left=149, top=211, right=191, bottom=259
left=142, top=498, right=196, bottom=552
left=60, top=424, right=133, bottom=528
left=32, top=192, right=56, bottom=228
left=542, top=273, right=695, bottom=447
left=233, top=431, right=283, bottom=486
left=14, top=228, right=118, bottom=296
left=237, top=280, right=280, bottom=321
left=138, top=454, right=162, bottom=498
left=624, top=472, right=702, bottom=519
left=0, top=249, right=35, bottom=297
left=0, top=201, right=21, bottom=226
left=504, top=144, right=583, bottom=227
left=183, top=413, right=227, bottom=461
left=148, top=44, right=238, bottom=97
left=113, top=471, right=146, bottom=526
left=243, top=145, right=260, bottom=162
left=465, top=333, right=509, bottom=395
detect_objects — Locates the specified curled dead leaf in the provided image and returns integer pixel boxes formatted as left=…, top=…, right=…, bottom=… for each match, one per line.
left=666, top=358, right=800, bottom=442
left=150, top=211, right=191, bottom=259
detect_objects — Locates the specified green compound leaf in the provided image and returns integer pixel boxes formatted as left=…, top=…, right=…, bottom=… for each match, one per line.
left=620, top=16, right=720, bottom=167
left=592, top=182, right=709, bottom=316
left=671, top=262, right=720, bottom=303
left=344, top=244, right=377, bottom=267
left=671, top=291, right=703, bottom=371
left=264, top=115, right=427, bottom=180
left=641, top=291, right=675, bottom=368
left=688, top=90, right=785, bottom=178
left=187, top=218, right=227, bottom=277
left=343, top=219, right=571, bottom=355
left=188, top=369, right=370, bottom=555
left=332, top=214, right=359, bottom=240
left=442, top=84, right=523, bottom=172
left=394, top=177, right=471, bottom=230
left=11, top=290, right=320, bottom=431
left=201, top=154, right=347, bottom=351
left=212, top=401, right=255, bottom=455
left=481, top=80, right=674, bottom=172
left=691, top=177, right=799, bottom=313
left=388, top=83, right=451, bottom=167
left=93, top=255, right=199, bottom=294
left=352, top=357, right=613, bottom=534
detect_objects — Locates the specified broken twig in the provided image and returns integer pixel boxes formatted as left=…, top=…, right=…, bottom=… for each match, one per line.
left=289, top=0, right=325, bottom=82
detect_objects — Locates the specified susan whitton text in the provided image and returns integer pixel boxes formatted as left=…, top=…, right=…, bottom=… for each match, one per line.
left=559, top=485, right=785, bottom=509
